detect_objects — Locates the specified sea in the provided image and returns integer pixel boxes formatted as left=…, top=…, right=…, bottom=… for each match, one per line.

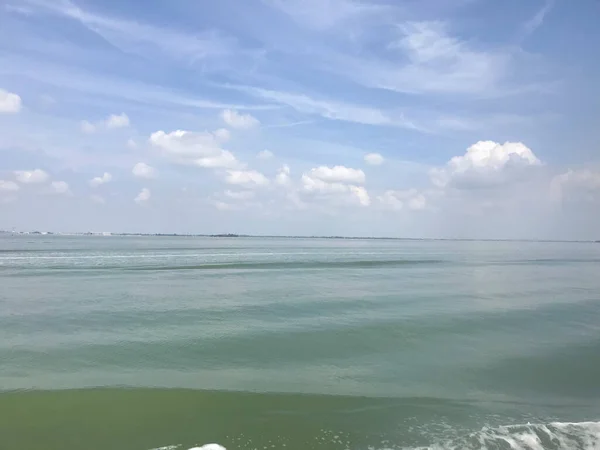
left=1, top=235, right=600, bottom=450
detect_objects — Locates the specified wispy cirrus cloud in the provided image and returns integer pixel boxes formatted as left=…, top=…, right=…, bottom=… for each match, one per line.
left=20, top=0, right=237, bottom=63
left=262, top=1, right=548, bottom=98
left=324, top=21, right=517, bottom=97
left=0, top=55, right=277, bottom=112
left=521, top=0, right=554, bottom=40
left=222, top=84, right=422, bottom=130
left=264, top=0, right=390, bottom=30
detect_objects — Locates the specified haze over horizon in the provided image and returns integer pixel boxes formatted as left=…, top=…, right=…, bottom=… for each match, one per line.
left=1, top=0, right=599, bottom=240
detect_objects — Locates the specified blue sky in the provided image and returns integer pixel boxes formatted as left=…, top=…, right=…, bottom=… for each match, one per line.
left=1, top=0, right=599, bottom=239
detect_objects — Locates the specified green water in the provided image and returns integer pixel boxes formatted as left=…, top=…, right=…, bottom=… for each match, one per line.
left=1, top=236, right=600, bottom=450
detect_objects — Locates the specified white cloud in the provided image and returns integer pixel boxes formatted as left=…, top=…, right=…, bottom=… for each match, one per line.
left=90, top=194, right=106, bottom=204
left=81, top=113, right=130, bottom=133
left=275, top=164, right=291, bottom=186
left=430, top=141, right=541, bottom=189
left=5, top=4, right=34, bottom=15
left=135, top=188, right=151, bottom=204
left=301, top=176, right=349, bottom=194
left=25, top=0, right=238, bottom=64
left=149, top=129, right=240, bottom=169
left=214, top=128, right=231, bottom=141
left=106, top=112, right=130, bottom=129
left=257, top=149, right=274, bottom=159
left=0, top=180, right=20, bottom=192
left=81, top=120, right=96, bottom=133
left=127, top=138, right=138, bottom=149
left=226, top=84, right=419, bottom=129
left=0, top=88, right=22, bottom=113
left=349, top=185, right=371, bottom=206
left=364, top=152, right=384, bottom=165
left=50, top=181, right=70, bottom=194
left=385, top=22, right=507, bottom=95
left=408, top=194, right=427, bottom=210
left=90, top=172, right=112, bottom=187
left=213, top=200, right=235, bottom=211
left=132, top=162, right=157, bottom=179
left=7, top=55, right=273, bottom=113
left=551, top=169, right=600, bottom=203
left=522, top=0, right=554, bottom=39
left=378, top=189, right=427, bottom=211
left=328, top=20, right=518, bottom=97
left=39, top=94, right=56, bottom=107
left=221, top=109, right=260, bottom=129
left=377, top=190, right=403, bottom=210
left=14, top=169, right=49, bottom=184
left=266, top=0, right=385, bottom=30
left=224, top=190, right=255, bottom=200
left=225, top=170, right=269, bottom=188
left=307, top=165, right=365, bottom=184
left=301, top=167, right=370, bottom=207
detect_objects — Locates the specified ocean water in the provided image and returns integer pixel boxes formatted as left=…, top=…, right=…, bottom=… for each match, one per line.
left=1, top=235, right=600, bottom=450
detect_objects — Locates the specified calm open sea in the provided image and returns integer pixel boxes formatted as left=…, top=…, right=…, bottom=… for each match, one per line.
left=1, top=235, right=600, bottom=450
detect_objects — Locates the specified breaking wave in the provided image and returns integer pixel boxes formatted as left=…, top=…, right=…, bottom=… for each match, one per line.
left=150, top=422, right=600, bottom=450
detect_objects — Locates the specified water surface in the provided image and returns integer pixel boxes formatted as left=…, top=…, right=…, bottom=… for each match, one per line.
left=1, top=236, right=599, bottom=449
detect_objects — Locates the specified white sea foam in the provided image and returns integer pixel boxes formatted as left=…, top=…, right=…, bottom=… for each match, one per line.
left=149, top=444, right=225, bottom=450
left=188, top=445, right=227, bottom=450
left=419, top=421, right=600, bottom=450
left=148, top=422, right=600, bottom=450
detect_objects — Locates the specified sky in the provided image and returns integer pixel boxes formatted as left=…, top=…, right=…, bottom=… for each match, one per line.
left=0, top=0, right=599, bottom=239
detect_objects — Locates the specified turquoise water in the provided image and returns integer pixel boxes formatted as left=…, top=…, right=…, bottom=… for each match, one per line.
left=1, top=235, right=600, bottom=450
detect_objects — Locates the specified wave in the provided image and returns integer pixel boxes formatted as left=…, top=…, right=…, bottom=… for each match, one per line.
left=422, top=421, right=600, bottom=450
left=150, top=422, right=600, bottom=450
left=125, top=259, right=445, bottom=271
left=150, top=446, right=225, bottom=450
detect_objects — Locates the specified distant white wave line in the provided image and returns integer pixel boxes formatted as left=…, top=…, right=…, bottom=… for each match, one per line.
left=0, top=251, right=395, bottom=260
left=148, top=422, right=600, bottom=450
left=150, top=444, right=225, bottom=450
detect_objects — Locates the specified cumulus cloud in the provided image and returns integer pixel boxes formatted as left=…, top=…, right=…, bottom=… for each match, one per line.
left=349, top=185, right=371, bottom=206
left=132, top=162, right=157, bottom=179
left=430, top=141, right=541, bottom=189
left=135, top=188, right=151, bottom=204
left=90, top=194, right=106, bottom=204
left=0, top=180, right=20, bottom=192
left=306, top=165, right=365, bottom=184
left=364, top=152, right=384, bottom=165
left=378, top=189, right=427, bottom=211
left=221, top=109, right=260, bottom=129
left=301, top=166, right=370, bottom=207
left=551, top=169, right=600, bottom=203
left=225, top=170, right=269, bottom=188
left=127, top=138, right=138, bottom=149
left=409, top=194, right=427, bottom=210
left=257, top=149, right=274, bottom=159
left=81, top=120, right=96, bottom=133
left=81, top=113, right=130, bottom=133
left=214, top=128, right=231, bottom=141
left=50, top=181, right=70, bottom=194
left=0, top=88, right=22, bottom=113
left=275, top=164, right=291, bottom=186
left=90, top=172, right=112, bottom=187
left=14, top=169, right=49, bottom=184
left=149, top=129, right=239, bottom=169
left=224, top=190, right=255, bottom=200
left=105, top=113, right=130, bottom=129
left=213, top=200, right=236, bottom=211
